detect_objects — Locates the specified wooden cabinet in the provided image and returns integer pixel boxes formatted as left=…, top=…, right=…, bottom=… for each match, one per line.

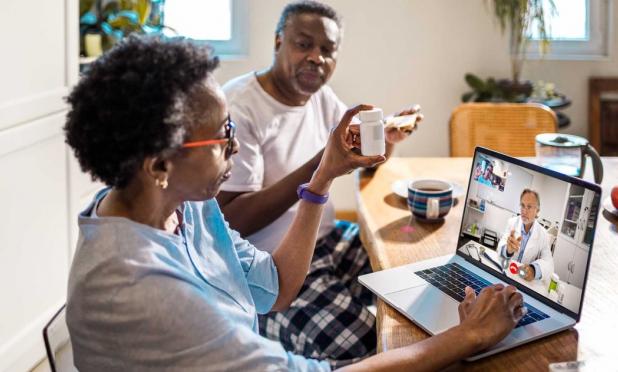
left=553, top=235, right=577, bottom=284
left=600, top=98, right=618, bottom=155
left=560, top=186, right=595, bottom=244
left=589, top=78, right=618, bottom=155
left=553, top=235, right=589, bottom=289
left=554, top=185, right=595, bottom=289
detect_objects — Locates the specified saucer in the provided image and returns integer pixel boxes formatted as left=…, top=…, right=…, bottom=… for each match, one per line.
left=391, top=179, right=465, bottom=199
left=603, top=196, right=618, bottom=217
left=413, top=215, right=445, bottom=223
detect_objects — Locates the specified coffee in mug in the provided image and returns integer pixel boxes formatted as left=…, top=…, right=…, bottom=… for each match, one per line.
left=407, top=179, right=453, bottom=221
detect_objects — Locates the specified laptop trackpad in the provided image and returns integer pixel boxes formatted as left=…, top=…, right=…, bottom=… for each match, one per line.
left=384, top=285, right=460, bottom=334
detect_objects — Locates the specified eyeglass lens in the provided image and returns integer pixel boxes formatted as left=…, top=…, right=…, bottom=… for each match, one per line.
left=225, top=116, right=236, bottom=158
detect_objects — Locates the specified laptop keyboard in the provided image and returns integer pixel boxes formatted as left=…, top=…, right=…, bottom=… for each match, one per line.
left=415, top=262, right=549, bottom=328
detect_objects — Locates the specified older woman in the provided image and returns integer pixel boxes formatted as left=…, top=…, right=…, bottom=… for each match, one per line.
left=65, top=36, right=525, bottom=371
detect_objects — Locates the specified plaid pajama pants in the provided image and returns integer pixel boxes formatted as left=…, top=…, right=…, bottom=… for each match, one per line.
left=258, top=220, right=377, bottom=368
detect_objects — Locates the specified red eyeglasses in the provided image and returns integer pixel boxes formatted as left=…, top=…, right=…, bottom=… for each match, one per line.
left=181, top=114, right=236, bottom=158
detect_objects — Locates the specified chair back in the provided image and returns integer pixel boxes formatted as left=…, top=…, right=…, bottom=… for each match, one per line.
left=449, top=103, right=557, bottom=157
left=43, top=304, right=77, bottom=372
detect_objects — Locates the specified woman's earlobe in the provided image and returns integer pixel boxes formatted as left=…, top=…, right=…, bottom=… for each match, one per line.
left=144, top=157, right=172, bottom=185
left=155, top=177, right=169, bottom=190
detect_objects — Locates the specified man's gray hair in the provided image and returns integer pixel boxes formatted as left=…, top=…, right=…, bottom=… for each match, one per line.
left=520, top=188, right=540, bottom=208
left=275, top=0, right=342, bottom=35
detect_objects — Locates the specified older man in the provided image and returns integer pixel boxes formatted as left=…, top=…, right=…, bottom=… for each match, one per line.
left=498, top=189, right=555, bottom=282
left=216, top=0, right=420, bottom=366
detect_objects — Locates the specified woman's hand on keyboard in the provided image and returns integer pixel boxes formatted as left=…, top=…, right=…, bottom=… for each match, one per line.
left=458, top=284, right=526, bottom=351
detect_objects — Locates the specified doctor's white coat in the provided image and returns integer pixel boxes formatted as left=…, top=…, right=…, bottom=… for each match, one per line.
left=498, top=216, right=555, bottom=281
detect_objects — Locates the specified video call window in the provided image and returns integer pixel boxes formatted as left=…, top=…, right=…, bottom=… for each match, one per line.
left=473, top=156, right=507, bottom=191
left=459, top=153, right=599, bottom=315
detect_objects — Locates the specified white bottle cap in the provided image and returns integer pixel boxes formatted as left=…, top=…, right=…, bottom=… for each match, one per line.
left=359, top=108, right=383, bottom=122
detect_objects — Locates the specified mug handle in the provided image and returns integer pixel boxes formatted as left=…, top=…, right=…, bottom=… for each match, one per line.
left=427, top=198, right=439, bottom=219
left=583, top=144, right=603, bottom=184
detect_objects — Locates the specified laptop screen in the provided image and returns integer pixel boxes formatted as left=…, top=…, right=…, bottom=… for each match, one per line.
left=457, top=148, right=601, bottom=316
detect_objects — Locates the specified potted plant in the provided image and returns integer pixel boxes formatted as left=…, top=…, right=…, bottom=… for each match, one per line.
left=79, top=0, right=166, bottom=55
left=463, top=0, right=556, bottom=102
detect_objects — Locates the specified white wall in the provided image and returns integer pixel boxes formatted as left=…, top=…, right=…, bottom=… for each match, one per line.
left=214, top=0, right=618, bottom=210
left=0, top=1, right=79, bottom=371
left=530, top=171, right=569, bottom=225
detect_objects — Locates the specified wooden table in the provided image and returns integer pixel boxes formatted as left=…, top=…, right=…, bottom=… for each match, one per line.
left=356, top=157, right=618, bottom=370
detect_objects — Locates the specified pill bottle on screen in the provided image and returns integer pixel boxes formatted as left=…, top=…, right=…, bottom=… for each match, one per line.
left=359, top=108, right=385, bottom=156
left=548, top=273, right=559, bottom=293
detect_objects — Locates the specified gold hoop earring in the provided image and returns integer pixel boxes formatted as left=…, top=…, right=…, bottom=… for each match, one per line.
left=155, top=178, right=169, bottom=190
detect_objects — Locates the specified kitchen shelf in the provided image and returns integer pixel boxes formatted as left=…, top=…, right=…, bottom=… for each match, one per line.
left=79, top=56, right=98, bottom=65
left=463, top=229, right=481, bottom=239
left=467, top=205, right=485, bottom=213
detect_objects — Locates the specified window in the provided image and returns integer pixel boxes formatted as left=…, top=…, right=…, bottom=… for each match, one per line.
left=527, top=0, right=610, bottom=60
left=164, top=0, right=248, bottom=57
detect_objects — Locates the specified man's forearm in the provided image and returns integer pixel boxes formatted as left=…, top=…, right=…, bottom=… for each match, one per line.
left=218, top=149, right=323, bottom=237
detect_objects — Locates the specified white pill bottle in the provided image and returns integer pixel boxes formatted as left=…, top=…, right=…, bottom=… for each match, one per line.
left=359, top=108, right=385, bottom=156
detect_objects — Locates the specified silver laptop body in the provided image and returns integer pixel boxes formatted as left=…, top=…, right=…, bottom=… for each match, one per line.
left=359, top=147, right=601, bottom=360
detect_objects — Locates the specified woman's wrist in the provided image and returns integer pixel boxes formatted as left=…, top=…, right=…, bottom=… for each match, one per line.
left=452, top=323, right=486, bottom=355
left=311, top=148, right=325, bottom=170
left=307, top=169, right=332, bottom=196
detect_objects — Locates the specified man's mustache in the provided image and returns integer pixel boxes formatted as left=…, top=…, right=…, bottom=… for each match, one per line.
left=298, top=65, right=324, bottom=77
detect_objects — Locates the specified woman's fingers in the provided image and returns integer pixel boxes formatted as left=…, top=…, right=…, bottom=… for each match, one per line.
left=507, top=289, right=525, bottom=321
left=346, top=124, right=361, bottom=147
left=337, top=104, right=373, bottom=134
left=514, top=304, right=528, bottom=319
left=465, top=286, right=476, bottom=298
left=458, top=286, right=477, bottom=321
left=349, top=153, right=385, bottom=168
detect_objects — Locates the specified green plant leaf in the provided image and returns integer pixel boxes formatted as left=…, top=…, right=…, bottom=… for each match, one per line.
left=486, top=0, right=558, bottom=81
left=462, top=92, right=476, bottom=102
left=486, top=78, right=498, bottom=94
left=101, top=21, right=113, bottom=35
left=136, top=0, right=151, bottom=24
left=80, top=11, right=97, bottom=26
left=102, top=2, right=121, bottom=20
left=79, top=0, right=96, bottom=17
left=465, top=73, right=486, bottom=91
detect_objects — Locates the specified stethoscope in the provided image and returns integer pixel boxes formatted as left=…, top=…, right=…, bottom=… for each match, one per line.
left=465, top=242, right=506, bottom=275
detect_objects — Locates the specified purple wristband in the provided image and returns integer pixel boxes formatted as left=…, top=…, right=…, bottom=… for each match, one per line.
left=297, top=183, right=329, bottom=204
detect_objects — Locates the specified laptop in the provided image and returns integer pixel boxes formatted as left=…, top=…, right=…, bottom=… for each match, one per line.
left=359, top=147, right=602, bottom=360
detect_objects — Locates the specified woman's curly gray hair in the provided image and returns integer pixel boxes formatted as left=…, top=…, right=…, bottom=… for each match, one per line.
left=64, top=35, right=219, bottom=188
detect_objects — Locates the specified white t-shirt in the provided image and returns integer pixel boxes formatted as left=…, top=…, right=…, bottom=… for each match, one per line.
left=222, top=72, right=347, bottom=253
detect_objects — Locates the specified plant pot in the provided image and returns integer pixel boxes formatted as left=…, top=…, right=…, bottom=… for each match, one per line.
left=497, top=79, right=533, bottom=101
left=84, top=33, right=104, bottom=57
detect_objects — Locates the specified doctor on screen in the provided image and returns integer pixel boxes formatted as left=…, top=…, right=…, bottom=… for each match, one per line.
left=498, top=189, right=554, bottom=281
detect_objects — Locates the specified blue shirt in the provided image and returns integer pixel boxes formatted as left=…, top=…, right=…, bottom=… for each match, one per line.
left=477, top=176, right=493, bottom=186
left=517, top=223, right=532, bottom=262
left=66, top=188, right=330, bottom=371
